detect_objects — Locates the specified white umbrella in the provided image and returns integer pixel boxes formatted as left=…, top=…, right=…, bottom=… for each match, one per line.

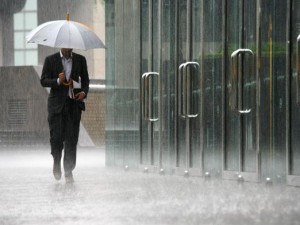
left=26, top=15, right=105, bottom=50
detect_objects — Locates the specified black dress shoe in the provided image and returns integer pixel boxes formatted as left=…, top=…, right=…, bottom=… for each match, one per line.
left=65, top=172, right=74, bottom=183
left=53, top=158, right=62, bottom=180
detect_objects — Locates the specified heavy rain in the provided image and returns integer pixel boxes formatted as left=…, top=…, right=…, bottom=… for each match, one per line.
left=1, top=0, right=300, bottom=225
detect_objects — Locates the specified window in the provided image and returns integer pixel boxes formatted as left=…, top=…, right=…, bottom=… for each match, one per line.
left=13, top=0, right=38, bottom=66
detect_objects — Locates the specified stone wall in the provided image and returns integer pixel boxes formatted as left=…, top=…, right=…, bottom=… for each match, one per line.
left=0, top=66, right=49, bottom=146
left=81, top=88, right=106, bottom=147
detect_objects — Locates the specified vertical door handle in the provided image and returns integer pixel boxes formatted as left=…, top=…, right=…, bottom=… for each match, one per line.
left=178, top=63, right=185, bottom=118
left=142, top=72, right=159, bottom=122
left=148, top=72, right=160, bottom=122
left=297, top=35, right=300, bottom=104
left=177, top=62, right=200, bottom=118
left=230, top=49, right=254, bottom=112
left=183, top=62, right=200, bottom=118
left=142, top=73, right=148, bottom=121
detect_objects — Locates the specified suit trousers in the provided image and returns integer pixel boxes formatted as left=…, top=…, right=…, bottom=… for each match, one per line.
left=48, top=98, right=82, bottom=174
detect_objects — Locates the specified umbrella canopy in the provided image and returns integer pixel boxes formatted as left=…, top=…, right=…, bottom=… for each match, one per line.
left=26, top=17, right=105, bottom=50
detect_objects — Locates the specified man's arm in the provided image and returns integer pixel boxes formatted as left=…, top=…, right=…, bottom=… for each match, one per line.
left=80, top=56, right=90, bottom=97
left=40, top=56, right=60, bottom=88
left=74, top=56, right=90, bottom=101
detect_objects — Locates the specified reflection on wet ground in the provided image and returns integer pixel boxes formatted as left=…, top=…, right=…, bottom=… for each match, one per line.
left=0, top=147, right=299, bottom=225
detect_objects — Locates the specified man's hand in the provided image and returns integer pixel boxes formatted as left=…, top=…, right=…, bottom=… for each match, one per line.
left=75, top=91, right=85, bottom=101
left=59, top=72, right=65, bottom=84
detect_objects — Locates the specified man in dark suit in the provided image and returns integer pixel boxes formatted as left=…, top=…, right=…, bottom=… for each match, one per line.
left=41, top=48, right=90, bottom=183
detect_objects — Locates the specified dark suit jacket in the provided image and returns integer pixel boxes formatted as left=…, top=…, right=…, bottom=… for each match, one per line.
left=40, top=52, right=90, bottom=114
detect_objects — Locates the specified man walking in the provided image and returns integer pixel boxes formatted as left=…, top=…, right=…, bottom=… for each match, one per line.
left=41, top=48, right=90, bottom=183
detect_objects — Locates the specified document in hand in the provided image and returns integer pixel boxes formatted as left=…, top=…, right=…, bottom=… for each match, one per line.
left=72, top=79, right=82, bottom=95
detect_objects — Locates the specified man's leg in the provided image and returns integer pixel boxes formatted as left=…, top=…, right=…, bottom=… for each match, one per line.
left=48, top=112, right=65, bottom=180
left=64, top=100, right=81, bottom=182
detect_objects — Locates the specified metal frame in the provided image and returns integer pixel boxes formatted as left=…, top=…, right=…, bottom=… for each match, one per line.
left=287, top=0, right=300, bottom=186
left=256, top=0, right=261, bottom=184
left=296, top=34, right=300, bottom=104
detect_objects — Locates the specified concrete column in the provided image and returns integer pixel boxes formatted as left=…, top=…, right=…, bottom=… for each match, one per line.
left=0, top=13, right=3, bottom=66
left=0, top=0, right=26, bottom=66
left=3, top=13, right=14, bottom=66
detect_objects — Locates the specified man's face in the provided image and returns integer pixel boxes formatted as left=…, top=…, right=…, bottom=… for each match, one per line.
left=61, top=48, right=73, bottom=59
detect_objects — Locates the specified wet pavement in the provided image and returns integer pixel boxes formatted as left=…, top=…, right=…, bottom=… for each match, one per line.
left=0, top=147, right=300, bottom=225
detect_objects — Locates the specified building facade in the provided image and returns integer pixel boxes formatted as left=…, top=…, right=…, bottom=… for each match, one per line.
left=0, top=0, right=105, bottom=80
left=0, top=0, right=106, bottom=146
left=105, top=0, right=300, bottom=186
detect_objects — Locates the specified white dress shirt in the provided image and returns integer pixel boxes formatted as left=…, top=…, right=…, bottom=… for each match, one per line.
left=58, top=50, right=73, bottom=98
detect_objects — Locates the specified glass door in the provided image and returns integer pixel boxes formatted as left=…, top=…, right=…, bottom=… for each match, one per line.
left=174, top=0, right=203, bottom=176
left=259, top=1, right=287, bottom=183
left=288, top=0, right=300, bottom=186
left=140, top=0, right=161, bottom=173
left=140, top=0, right=176, bottom=174
left=223, top=0, right=259, bottom=182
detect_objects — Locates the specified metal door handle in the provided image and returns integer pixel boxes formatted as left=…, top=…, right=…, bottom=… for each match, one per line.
left=230, top=49, right=254, bottom=112
left=297, top=35, right=300, bottom=104
left=142, top=72, right=159, bottom=122
left=148, top=72, right=159, bottom=122
left=178, top=63, right=185, bottom=118
left=177, top=62, right=199, bottom=119
left=183, top=62, right=200, bottom=118
left=142, top=73, right=148, bottom=121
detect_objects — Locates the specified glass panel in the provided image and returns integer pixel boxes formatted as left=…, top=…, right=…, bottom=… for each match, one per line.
left=161, top=0, right=176, bottom=169
left=260, top=1, right=287, bottom=179
left=176, top=0, right=188, bottom=169
left=121, top=1, right=140, bottom=168
left=25, top=50, right=37, bottom=65
left=25, top=12, right=37, bottom=30
left=14, top=51, right=25, bottom=65
left=202, top=0, right=223, bottom=175
left=290, top=0, right=300, bottom=175
left=152, top=0, right=160, bottom=167
left=24, top=0, right=37, bottom=11
left=242, top=0, right=257, bottom=172
left=14, top=32, right=25, bottom=49
left=105, top=0, right=140, bottom=168
left=104, top=0, right=115, bottom=166
left=140, top=0, right=161, bottom=167
left=275, top=1, right=287, bottom=177
left=190, top=0, right=201, bottom=169
left=175, top=0, right=202, bottom=171
left=113, top=2, right=125, bottom=167
left=225, top=0, right=242, bottom=171
left=14, top=14, right=24, bottom=30
left=141, top=0, right=150, bottom=165
left=225, top=0, right=258, bottom=174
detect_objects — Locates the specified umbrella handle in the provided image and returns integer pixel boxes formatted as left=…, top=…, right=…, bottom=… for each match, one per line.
left=59, top=71, right=72, bottom=86
left=63, top=79, right=73, bottom=87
